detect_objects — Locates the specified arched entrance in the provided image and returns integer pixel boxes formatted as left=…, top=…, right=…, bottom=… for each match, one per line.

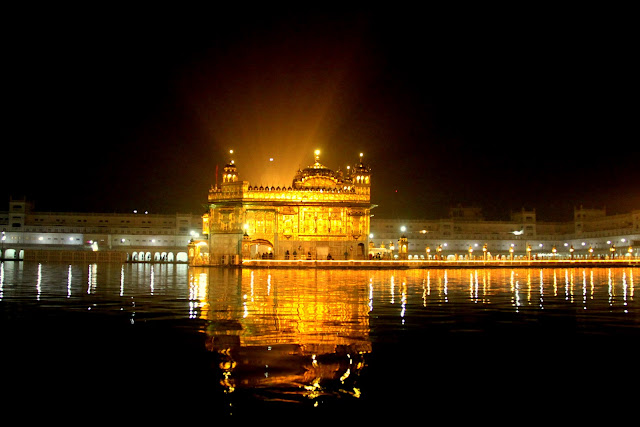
left=251, top=239, right=274, bottom=259
left=3, top=249, right=16, bottom=259
left=2, top=248, right=22, bottom=260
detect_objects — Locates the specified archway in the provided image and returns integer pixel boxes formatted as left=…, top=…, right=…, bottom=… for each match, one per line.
left=167, top=252, right=175, bottom=262
left=250, top=239, right=274, bottom=259
left=176, top=252, right=188, bottom=263
left=3, top=249, right=16, bottom=259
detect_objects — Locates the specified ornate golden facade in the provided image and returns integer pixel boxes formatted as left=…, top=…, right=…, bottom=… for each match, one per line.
left=193, top=151, right=374, bottom=265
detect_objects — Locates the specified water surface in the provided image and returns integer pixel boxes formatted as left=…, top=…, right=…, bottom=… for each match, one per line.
left=1, top=263, right=637, bottom=419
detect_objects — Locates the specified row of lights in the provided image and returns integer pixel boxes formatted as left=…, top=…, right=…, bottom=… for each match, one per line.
left=370, top=228, right=635, bottom=257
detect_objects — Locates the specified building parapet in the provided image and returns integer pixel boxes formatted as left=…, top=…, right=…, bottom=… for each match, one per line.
left=208, top=185, right=370, bottom=204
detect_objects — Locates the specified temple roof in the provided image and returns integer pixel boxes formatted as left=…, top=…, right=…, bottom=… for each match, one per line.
left=292, top=150, right=345, bottom=189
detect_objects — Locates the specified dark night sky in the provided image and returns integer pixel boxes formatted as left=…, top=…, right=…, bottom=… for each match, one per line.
left=4, top=7, right=638, bottom=221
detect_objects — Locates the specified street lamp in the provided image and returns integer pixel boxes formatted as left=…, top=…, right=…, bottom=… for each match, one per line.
left=509, top=245, right=514, bottom=261
left=426, top=246, right=431, bottom=260
left=569, top=245, right=574, bottom=260
left=526, top=244, right=532, bottom=261
left=482, top=243, right=487, bottom=261
left=468, top=245, right=473, bottom=260
left=610, top=244, right=616, bottom=259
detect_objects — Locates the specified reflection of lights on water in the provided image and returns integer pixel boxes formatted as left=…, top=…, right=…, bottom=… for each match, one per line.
left=539, top=269, right=544, bottom=309
left=119, top=265, right=124, bottom=297
left=340, top=368, right=351, bottom=383
left=443, top=270, right=448, bottom=303
left=266, top=271, right=272, bottom=296
left=68, top=264, right=73, bottom=298
left=193, top=267, right=640, bottom=408
left=582, top=269, right=587, bottom=310
left=422, top=277, right=428, bottom=308
left=188, top=271, right=209, bottom=319
left=608, top=268, right=613, bottom=307
left=622, top=271, right=628, bottom=313
left=390, top=275, right=395, bottom=304
left=150, top=265, right=154, bottom=295
left=303, top=378, right=322, bottom=399
left=511, top=270, right=520, bottom=311
left=400, top=281, right=406, bottom=324
left=86, top=264, right=92, bottom=295
left=37, top=263, right=42, bottom=301
left=469, top=270, right=479, bottom=303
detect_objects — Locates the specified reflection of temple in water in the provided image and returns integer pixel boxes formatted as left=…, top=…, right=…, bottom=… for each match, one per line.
left=186, top=266, right=638, bottom=408
left=189, top=150, right=375, bottom=265
left=188, top=267, right=372, bottom=400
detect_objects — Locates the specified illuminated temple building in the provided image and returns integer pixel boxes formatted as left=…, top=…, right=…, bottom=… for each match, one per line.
left=190, top=150, right=375, bottom=265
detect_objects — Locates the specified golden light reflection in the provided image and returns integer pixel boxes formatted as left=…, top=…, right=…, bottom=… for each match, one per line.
left=582, top=269, right=588, bottom=309
left=400, top=280, right=407, bottom=323
left=193, top=267, right=371, bottom=400
left=622, top=271, right=628, bottom=312
left=511, top=270, right=521, bottom=311
left=483, top=270, right=489, bottom=304
left=185, top=266, right=639, bottom=402
left=539, top=269, right=544, bottom=309
left=188, top=269, right=209, bottom=320
left=0, top=262, right=4, bottom=301
left=608, top=268, right=614, bottom=307
left=68, top=264, right=73, bottom=298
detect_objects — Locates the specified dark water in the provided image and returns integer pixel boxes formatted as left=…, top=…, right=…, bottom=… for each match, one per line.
left=1, top=262, right=638, bottom=420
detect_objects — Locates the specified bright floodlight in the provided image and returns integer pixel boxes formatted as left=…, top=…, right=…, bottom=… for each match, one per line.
left=400, top=226, right=406, bottom=232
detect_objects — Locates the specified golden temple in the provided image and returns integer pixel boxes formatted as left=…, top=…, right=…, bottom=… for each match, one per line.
left=190, top=150, right=374, bottom=265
